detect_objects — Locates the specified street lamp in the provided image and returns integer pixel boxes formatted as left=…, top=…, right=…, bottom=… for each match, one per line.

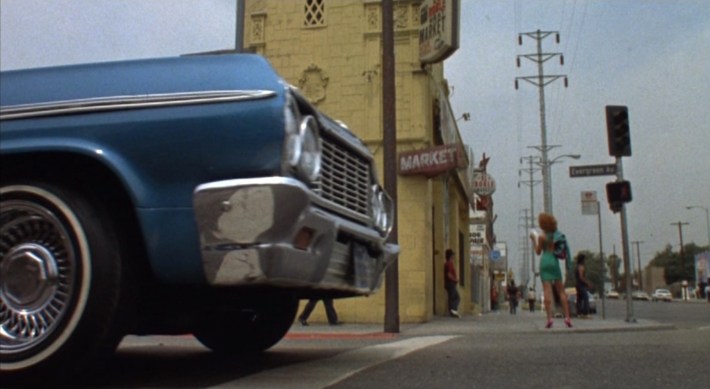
left=686, top=205, right=710, bottom=248
left=537, top=153, right=581, bottom=215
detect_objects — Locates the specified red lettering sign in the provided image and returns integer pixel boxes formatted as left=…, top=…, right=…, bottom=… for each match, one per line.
left=398, top=145, right=464, bottom=177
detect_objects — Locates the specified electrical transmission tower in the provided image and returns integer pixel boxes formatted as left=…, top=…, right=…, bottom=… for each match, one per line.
left=518, top=209, right=532, bottom=287
left=515, top=30, right=568, bottom=215
left=519, top=156, right=541, bottom=288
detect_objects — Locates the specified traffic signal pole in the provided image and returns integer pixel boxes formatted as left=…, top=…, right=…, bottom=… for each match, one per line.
left=616, top=157, right=636, bottom=323
left=604, top=105, right=635, bottom=322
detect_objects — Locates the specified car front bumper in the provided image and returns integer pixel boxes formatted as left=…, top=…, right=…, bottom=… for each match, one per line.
left=193, top=177, right=398, bottom=295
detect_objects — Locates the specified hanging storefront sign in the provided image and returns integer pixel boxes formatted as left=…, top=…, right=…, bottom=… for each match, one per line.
left=492, top=242, right=507, bottom=271
left=398, top=144, right=465, bottom=177
left=419, top=0, right=460, bottom=64
left=472, top=171, right=496, bottom=196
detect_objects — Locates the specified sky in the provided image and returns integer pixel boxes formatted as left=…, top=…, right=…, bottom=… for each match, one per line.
left=2, top=0, right=709, bottom=281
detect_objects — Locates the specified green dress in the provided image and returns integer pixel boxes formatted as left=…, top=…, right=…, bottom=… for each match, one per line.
left=539, top=231, right=571, bottom=282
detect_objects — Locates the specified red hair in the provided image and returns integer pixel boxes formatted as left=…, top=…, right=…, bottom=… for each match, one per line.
left=538, top=213, right=557, bottom=233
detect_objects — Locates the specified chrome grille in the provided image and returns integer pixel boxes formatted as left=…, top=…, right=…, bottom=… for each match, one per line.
left=315, top=136, right=371, bottom=218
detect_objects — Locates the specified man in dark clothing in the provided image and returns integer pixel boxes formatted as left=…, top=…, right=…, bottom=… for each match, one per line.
left=575, top=254, right=593, bottom=317
left=507, top=280, right=519, bottom=314
left=444, top=249, right=461, bottom=317
left=298, top=298, right=340, bottom=326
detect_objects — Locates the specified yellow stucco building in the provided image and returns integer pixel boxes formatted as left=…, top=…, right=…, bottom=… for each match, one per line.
left=242, top=0, right=475, bottom=324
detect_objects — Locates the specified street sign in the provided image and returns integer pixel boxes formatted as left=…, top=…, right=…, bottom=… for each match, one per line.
left=581, top=191, right=598, bottom=202
left=581, top=190, right=599, bottom=215
left=569, top=164, right=617, bottom=177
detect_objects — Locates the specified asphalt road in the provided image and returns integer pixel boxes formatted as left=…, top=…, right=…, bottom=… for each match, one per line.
left=601, top=296, right=710, bottom=329
left=330, top=304, right=709, bottom=389
left=31, top=299, right=710, bottom=388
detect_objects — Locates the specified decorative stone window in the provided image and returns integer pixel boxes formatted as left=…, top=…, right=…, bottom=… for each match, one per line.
left=250, top=12, right=267, bottom=46
left=304, top=0, right=326, bottom=27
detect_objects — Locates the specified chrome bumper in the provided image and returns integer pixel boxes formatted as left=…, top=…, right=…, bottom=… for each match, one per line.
left=193, top=177, right=398, bottom=295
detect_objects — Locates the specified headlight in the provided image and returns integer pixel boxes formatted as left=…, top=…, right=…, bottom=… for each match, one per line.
left=283, top=95, right=301, bottom=167
left=371, top=185, right=394, bottom=236
left=284, top=114, right=322, bottom=183
left=297, top=116, right=322, bottom=182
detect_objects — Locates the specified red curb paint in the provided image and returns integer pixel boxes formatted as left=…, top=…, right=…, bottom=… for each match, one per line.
left=285, top=332, right=398, bottom=340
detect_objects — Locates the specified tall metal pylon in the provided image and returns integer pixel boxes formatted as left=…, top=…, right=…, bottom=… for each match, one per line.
left=519, top=156, right=541, bottom=288
left=518, top=209, right=532, bottom=287
left=516, top=30, right=568, bottom=215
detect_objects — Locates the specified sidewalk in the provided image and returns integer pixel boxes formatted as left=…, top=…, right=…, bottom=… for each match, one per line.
left=285, top=310, right=674, bottom=340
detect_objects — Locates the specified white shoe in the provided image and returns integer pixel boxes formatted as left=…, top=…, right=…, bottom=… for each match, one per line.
left=450, top=309, right=461, bottom=318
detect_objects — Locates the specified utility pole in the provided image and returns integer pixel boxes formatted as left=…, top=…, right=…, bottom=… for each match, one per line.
left=235, top=0, right=245, bottom=51
left=519, top=156, right=541, bottom=288
left=382, top=0, right=399, bottom=333
left=632, top=240, right=644, bottom=291
left=516, top=30, right=568, bottom=215
left=518, top=209, right=533, bottom=287
left=671, top=221, right=689, bottom=278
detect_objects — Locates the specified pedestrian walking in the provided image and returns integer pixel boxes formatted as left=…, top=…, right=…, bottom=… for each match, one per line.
left=444, top=249, right=461, bottom=317
left=507, top=280, right=519, bottom=314
left=527, top=287, right=536, bottom=312
left=531, top=212, right=573, bottom=328
left=490, top=286, right=498, bottom=311
left=298, top=298, right=341, bottom=326
left=575, top=254, right=593, bottom=318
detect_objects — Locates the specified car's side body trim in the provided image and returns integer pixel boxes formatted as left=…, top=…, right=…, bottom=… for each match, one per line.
left=0, top=90, right=276, bottom=120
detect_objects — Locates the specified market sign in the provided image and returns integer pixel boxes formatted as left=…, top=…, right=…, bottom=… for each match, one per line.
left=398, top=144, right=465, bottom=177
left=419, top=0, right=460, bottom=64
left=471, top=171, right=496, bottom=196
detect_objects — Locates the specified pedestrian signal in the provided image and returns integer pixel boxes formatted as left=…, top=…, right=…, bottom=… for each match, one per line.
left=606, top=180, right=632, bottom=213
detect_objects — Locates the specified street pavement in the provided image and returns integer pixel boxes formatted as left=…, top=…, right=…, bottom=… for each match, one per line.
left=104, top=305, right=692, bottom=388
left=285, top=308, right=675, bottom=340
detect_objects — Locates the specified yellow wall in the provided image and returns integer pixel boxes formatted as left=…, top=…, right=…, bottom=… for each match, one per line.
left=244, top=0, right=471, bottom=324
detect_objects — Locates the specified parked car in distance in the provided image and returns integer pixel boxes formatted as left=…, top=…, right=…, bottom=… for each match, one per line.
left=632, top=291, right=652, bottom=301
left=0, top=54, right=398, bottom=382
left=606, top=290, right=620, bottom=299
left=652, top=288, right=673, bottom=302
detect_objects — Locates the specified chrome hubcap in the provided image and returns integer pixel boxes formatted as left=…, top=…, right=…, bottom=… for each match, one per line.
left=1, top=200, right=75, bottom=354
left=2, top=243, right=59, bottom=308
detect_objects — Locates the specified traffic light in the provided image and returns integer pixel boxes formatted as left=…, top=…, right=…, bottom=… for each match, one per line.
left=605, top=105, right=631, bottom=157
left=606, top=180, right=632, bottom=213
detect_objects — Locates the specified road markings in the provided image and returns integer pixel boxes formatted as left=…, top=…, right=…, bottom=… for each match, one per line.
left=209, top=336, right=457, bottom=389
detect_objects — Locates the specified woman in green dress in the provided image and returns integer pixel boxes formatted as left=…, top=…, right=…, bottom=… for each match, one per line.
left=532, top=213, right=573, bottom=328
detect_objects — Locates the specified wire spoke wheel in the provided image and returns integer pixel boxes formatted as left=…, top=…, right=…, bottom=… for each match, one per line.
left=1, top=199, right=77, bottom=355
left=1, top=182, right=122, bottom=382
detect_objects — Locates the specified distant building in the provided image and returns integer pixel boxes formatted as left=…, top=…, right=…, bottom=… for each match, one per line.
left=643, top=266, right=666, bottom=293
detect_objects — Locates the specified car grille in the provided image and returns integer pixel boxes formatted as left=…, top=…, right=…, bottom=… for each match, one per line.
left=314, top=136, right=371, bottom=219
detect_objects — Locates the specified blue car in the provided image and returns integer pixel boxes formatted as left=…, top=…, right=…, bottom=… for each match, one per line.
left=0, top=54, right=398, bottom=380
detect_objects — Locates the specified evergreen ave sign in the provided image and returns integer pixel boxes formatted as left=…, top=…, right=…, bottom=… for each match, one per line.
left=569, top=163, right=617, bottom=177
